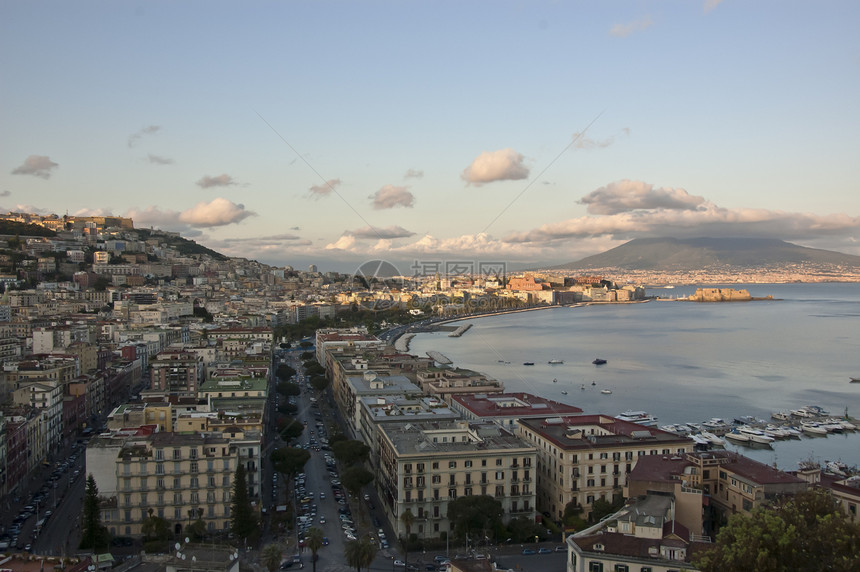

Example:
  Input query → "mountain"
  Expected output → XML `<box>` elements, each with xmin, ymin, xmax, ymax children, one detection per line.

<box><xmin>550</xmin><ymin>237</ymin><xmax>860</xmax><ymax>271</ymax></box>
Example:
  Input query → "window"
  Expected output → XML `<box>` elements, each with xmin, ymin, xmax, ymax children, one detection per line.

<box><xmin>496</xmin><ymin>458</ymin><xmax>503</xmax><ymax>466</ymax></box>
<box><xmin>599</xmin><ymin>452</ymin><xmax>608</xmax><ymax>460</ymax></box>
<box><xmin>614</xmin><ymin>566</ymin><xmax>628</xmax><ymax>572</ymax></box>
<box><xmin>449</xmin><ymin>461</ymin><xmax>457</xmax><ymax>469</ymax></box>
<box><xmin>155</xmin><ymin>449</ymin><xmax>164</xmax><ymax>460</ymax></box>
<box><xmin>173</xmin><ymin>449</ymin><xmax>181</xmax><ymax>460</ymax></box>
<box><xmin>156</xmin><ymin>463</ymin><xmax>165</xmax><ymax>475</ymax></box>
<box><xmin>432</xmin><ymin>462</ymin><xmax>439</xmax><ymax>470</ymax></box>
<box><xmin>465</xmin><ymin>460</ymin><xmax>472</xmax><ymax>468</ymax></box>
<box><xmin>589</xmin><ymin>563</ymin><xmax>603</xmax><ymax>572</ymax></box>
<box><xmin>432</xmin><ymin>475</ymin><xmax>441</xmax><ymax>484</ymax></box>
<box><xmin>448</xmin><ymin>489</ymin><xmax>457</xmax><ymax>499</ymax></box>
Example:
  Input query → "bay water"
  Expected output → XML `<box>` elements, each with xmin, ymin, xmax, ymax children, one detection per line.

<box><xmin>408</xmin><ymin>283</ymin><xmax>860</xmax><ymax>471</ymax></box>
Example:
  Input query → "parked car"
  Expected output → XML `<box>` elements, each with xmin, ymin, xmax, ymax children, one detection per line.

<box><xmin>521</xmin><ymin>548</ymin><xmax>536</xmax><ymax>555</ymax></box>
<box><xmin>538</xmin><ymin>547</ymin><xmax>552</xmax><ymax>554</ymax></box>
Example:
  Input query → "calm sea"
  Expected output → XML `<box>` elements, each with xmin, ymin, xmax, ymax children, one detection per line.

<box><xmin>409</xmin><ymin>283</ymin><xmax>860</xmax><ymax>471</ymax></box>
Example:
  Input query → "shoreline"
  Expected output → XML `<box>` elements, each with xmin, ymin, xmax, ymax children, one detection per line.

<box><xmin>389</xmin><ymin>300</ymin><xmax>651</xmax><ymax>349</ymax></box>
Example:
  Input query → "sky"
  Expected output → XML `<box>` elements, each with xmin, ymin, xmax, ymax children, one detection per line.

<box><xmin>2</xmin><ymin>0</ymin><xmax>859</xmax><ymax>274</ymax></box>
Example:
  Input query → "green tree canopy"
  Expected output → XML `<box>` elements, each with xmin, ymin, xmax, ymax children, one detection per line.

<box><xmin>271</xmin><ymin>446</ymin><xmax>311</xmax><ymax>478</ymax></box>
<box><xmin>340</xmin><ymin>465</ymin><xmax>374</xmax><ymax>500</ymax></box>
<box><xmin>309</xmin><ymin>375</ymin><xmax>329</xmax><ymax>391</ymax></box>
<box><xmin>141</xmin><ymin>510</ymin><xmax>170</xmax><ymax>542</ymax></box>
<box><xmin>331</xmin><ymin>439</ymin><xmax>370</xmax><ymax>466</ymax></box>
<box><xmin>277</xmin><ymin>416</ymin><xmax>305</xmax><ymax>441</ymax></box>
<box><xmin>230</xmin><ymin>464</ymin><xmax>259</xmax><ymax>542</ymax></box>
<box><xmin>80</xmin><ymin>474</ymin><xmax>110</xmax><ymax>551</ymax></box>
<box><xmin>277</xmin><ymin>380</ymin><xmax>301</xmax><ymax>396</ymax></box>
<box><xmin>305</xmin><ymin>527</ymin><xmax>325</xmax><ymax>572</ymax></box>
<box><xmin>276</xmin><ymin>364</ymin><xmax>297</xmax><ymax>382</ymax></box>
<box><xmin>262</xmin><ymin>543</ymin><xmax>284</xmax><ymax>572</ymax></box>
<box><xmin>300</xmin><ymin>351</ymin><xmax>314</xmax><ymax>361</ymax></box>
<box><xmin>299</xmin><ymin>341</ymin><xmax>313</xmax><ymax>349</ymax></box>
<box><xmin>447</xmin><ymin>495</ymin><xmax>504</xmax><ymax>540</ymax></box>
<box><xmin>344</xmin><ymin>537</ymin><xmax>378</xmax><ymax>572</ymax></box>
<box><xmin>694</xmin><ymin>489</ymin><xmax>860</xmax><ymax>572</ymax></box>
<box><xmin>304</xmin><ymin>361</ymin><xmax>325</xmax><ymax>376</ymax></box>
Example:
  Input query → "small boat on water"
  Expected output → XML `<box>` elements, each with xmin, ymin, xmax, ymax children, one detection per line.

<box><xmin>523</xmin><ymin>362</ymin><xmax>534</xmax><ymax>366</ymax></box>
<box><xmin>850</xmin><ymin>377</ymin><xmax>860</xmax><ymax>383</ymax></box>
<box><xmin>701</xmin><ymin>431</ymin><xmax>726</xmax><ymax>446</ymax></box>
<box><xmin>592</xmin><ymin>358</ymin><xmax>607</xmax><ymax>365</ymax></box>
<box><xmin>552</xmin><ymin>378</ymin><xmax>558</xmax><ymax>383</ymax></box>
<box><xmin>548</xmin><ymin>359</ymin><xmax>564</xmax><ymax>365</ymax></box>
<box><xmin>616</xmin><ymin>410</ymin><xmax>659</xmax><ymax>426</ymax></box>
<box><xmin>737</xmin><ymin>426</ymin><xmax>775</xmax><ymax>444</ymax></box>
<box><xmin>801</xmin><ymin>422</ymin><xmax>828</xmax><ymax>436</ymax></box>
<box><xmin>724</xmin><ymin>430</ymin><xmax>751</xmax><ymax>443</ymax></box>
<box><xmin>580</xmin><ymin>384</ymin><xmax>586</xmax><ymax>391</ymax></box>
<box><xmin>561</xmin><ymin>391</ymin><xmax>568</xmax><ymax>395</ymax></box>
<box><xmin>600</xmin><ymin>389</ymin><xmax>612</xmax><ymax>394</ymax></box>
<box><xmin>771</xmin><ymin>411</ymin><xmax>791</xmax><ymax>421</ymax></box>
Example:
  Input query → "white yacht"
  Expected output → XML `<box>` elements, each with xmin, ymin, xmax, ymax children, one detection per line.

<box><xmin>724</xmin><ymin>430</ymin><xmax>751</xmax><ymax>443</ymax></box>
<box><xmin>737</xmin><ymin>426</ymin><xmax>775</xmax><ymax>444</ymax></box>
<box><xmin>616</xmin><ymin>410</ymin><xmax>659</xmax><ymax>426</ymax></box>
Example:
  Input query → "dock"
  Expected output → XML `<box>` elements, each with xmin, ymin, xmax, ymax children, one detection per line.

<box><xmin>426</xmin><ymin>351</ymin><xmax>453</xmax><ymax>365</ymax></box>
<box><xmin>448</xmin><ymin>323</ymin><xmax>472</xmax><ymax>337</ymax></box>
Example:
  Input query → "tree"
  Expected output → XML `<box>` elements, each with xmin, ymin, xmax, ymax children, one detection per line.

<box><xmin>277</xmin><ymin>380</ymin><xmax>301</xmax><ymax>396</ymax></box>
<box><xmin>262</xmin><ymin>543</ymin><xmax>284</xmax><ymax>572</ymax></box>
<box><xmin>271</xmin><ymin>446</ymin><xmax>311</xmax><ymax>478</ymax></box>
<box><xmin>141</xmin><ymin>508</ymin><xmax>170</xmax><ymax>542</ymax></box>
<box><xmin>562</xmin><ymin>500</ymin><xmax>587</xmax><ymax>530</ymax></box>
<box><xmin>309</xmin><ymin>375</ymin><xmax>329</xmax><ymax>392</ymax></box>
<box><xmin>400</xmin><ymin>509</ymin><xmax>415</xmax><ymax>568</ymax></box>
<box><xmin>694</xmin><ymin>489</ymin><xmax>860</xmax><ymax>572</ymax></box>
<box><xmin>331</xmin><ymin>439</ymin><xmax>370</xmax><ymax>466</ymax></box>
<box><xmin>299</xmin><ymin>341</ymin><xmax>313</xmax><ymax>349</ymax></box>
<box><xmin>304</xmin><ymin>361</ymin><xmax>325</xmax><ymax>376</ymax></box>
<box><xmin>305</xmin><ymin>527</ymin><xmax>324</xmax><ymax>572</ymax></box>
<box><xmin>277</xmin><ymin>416</ymin><xmax>304</xmax><ymax>441</ymax></box>
<box><xmin>276</xmin><ymin>364</ymin><xmax>297</xmax><ymax>382</ymax></box>
<box><xmin>590</xmin><ymin>497</ymin><xmax>623</xmax><ymax>522</ymax></box>
<box><xmin>300</xmin><ymin>351</ymin><xmax>314</xmax><ymax>361</ymax></box>
<box><xmin>230</xmin><ymin>464</ymin><xmax>259</xmax><ymax>543</ymax></box>
<box><xmin>80</xmin><ymin>474</ymin><xmax>110</xmax><ymax>550</ymax></box>
<box><xmin>340</xmin><ymin>465</ymin><xmax>374</xmax><ymax>500</ymax></box>
<box><xmin>344</xmin><ymin>537</ymin><xmax>378</xmax><ymax>572</ymax></box>
<box><xmin>447</xmin><ymin>495</ymin><xmax>504</xmax><ymax>541</ymax></box>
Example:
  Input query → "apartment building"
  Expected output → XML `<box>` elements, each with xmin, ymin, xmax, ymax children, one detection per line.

<box><xmin>517</xmin><ymin>415</ymin><xmax>694</xmax><ymax>521</ymax></box>
<box><xmin>150</xmin><ymin>350</ymin><xmax>204</xmax><ymax>396</ymax></box>
<box><xmin>376</xmin><ymin>419</ymin><xmax>538</xmax><ymax>539</ymax></box>
<box><xmin>96</xmin><ymin>431</ymin><xmax>242</xmax><ymax>537</ymax></box>
<box><xmin>450</xmin><ymin>392</ymin><xmax>583</xmax><ymax>432</ymax></box>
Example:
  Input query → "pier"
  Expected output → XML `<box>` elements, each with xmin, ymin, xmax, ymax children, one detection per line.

<box><xmin>426</xmin><ymin>350</ymin><xmax>453</xmax><ymax>365</ymax></box>
<box><xmin>448</xmin><ymin>323</ymin><xmax>472</xmax><ymax>337</ymax></box>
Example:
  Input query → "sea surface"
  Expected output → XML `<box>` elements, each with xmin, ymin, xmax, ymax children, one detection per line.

<box><xmin>408</xmin><ymin>283</ymin><xmax>860</xmax><ymax>471</ymax></box>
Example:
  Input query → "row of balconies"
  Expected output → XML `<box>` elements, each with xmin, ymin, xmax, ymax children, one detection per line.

<box><xmin>403</xmin><ymin>476</ymin><xmax>531</xmax><ymax>488</ymax></box>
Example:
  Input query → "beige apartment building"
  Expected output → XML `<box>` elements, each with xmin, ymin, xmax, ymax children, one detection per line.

<box><xmin>376</xmin><ymin>419</ymin><xmax>538</xmax><ymax>540</ymax></box>
<box><xmin>98</xmin><ymin>431</ymin><xmax>242</xmax><ymax>537</ymax></box>
<box><xmin>517</xmin><ymin>415</ymin><xmax>694</xmax><ymax>521</ymax></box>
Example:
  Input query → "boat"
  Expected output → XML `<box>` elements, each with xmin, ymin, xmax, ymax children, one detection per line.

<box><xmin>702</xmin><ymin>418</ymin><xmax>730</xmax><ymax>432</ymax></box>
<box><xmin>591</xmin><ymin>381</ymin><xmax>596</xmax><ymax>386</ymax></box>
<box><xmin>851</xmin><ymin>377</ymin><xmax>860</xmax><ymax>383</ymax></box>
<box><xmin>592</xmin><ymin>358</ymin><xmax>607</xmax><ymax>365</ymax></box>
<box><xmin>580</xmin><ymin>384</ymin><xmax>585</xmax><ymax>391</ymax></box>
<box><xmin>771</xmin><ymin>411</ymin><xmax>791</xmax><ymax>421</ymax></box>
<box><xmin>548</xmin><ymin>359</ymin><xmax>564</xmax><ymax>365</ymax></box>
<box><xmin>561</xmin><ymin>391</ymin><xmax>568</xmax><ymax>395</ymax></box>
<box><xmin>800</xmin><ymin>422</ymin><xmax>828</xmax><ymax>436</ymax></box>
<box><xmin>552</xmin><ymin>378</ymin><xmax>558</xmax><ymax>383</ymax></box>
<box><xmin>724</xmin><ymin>430</ymin><xmax>751</xmax><ymax>443</ymax></box>
<box><xmin>691</xmin><ymin>434</ymin><xmax>711</xmax><ymax>446</ymax></box>
<box><xmin>701</xmin><ymin>431</ymin><xmax>726</xmax><ymax>446</ymax></box>
<box><xmin>737</xmin><ymin>426</ymin><xmax>775</xmax><ymax>444</ymax></box>
<box><xmin>616</xmin><ymin>410</ymin><xmax>659</xmax><ymax>426</ymax></box>
<box><xmin>523</xmin><ymin>362</ymin><xmax>534</xmax><ymax>366</ymax></box>
<box><xmin>600</xmin><ymin>389</ymin><xmax>612</xmax><ymax>394</ymax></box>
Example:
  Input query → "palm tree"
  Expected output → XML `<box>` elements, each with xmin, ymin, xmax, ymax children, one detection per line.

<box><xmin>262</xmin><ymin>543</ymin><xmax>284</xmax><ymax>572</ymax></box>
<box><xmin>344</xmin><ymin>537</ymin><xmax>378</xmax><ymax>572</ymax></box>
<box><xmin>400</xmin><ymin>509</ymin><xmax>415</xmax><ymax>569</ymax></box>
<box><xmin>305</xmin><ymin>527</ymin><xmax>324</xmax><ymax>572</ymax></box>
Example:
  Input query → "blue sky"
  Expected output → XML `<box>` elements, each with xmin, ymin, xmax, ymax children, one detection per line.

<box><xmin>2</xmin><ymin>0</ymin><xmax>858</xmax><ymax>273</ymax></box>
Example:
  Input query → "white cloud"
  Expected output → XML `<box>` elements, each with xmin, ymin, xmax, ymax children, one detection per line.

<box><xmin>461</xmin><ymin>148</ymin><xmax>530</xmax><ymax>185</ymax></box>
<box><xmin>11</xmin><ymin>155</ymin><xmax>59</xmax><ymax>179</ymax></box>
<box><xmin>325</xmin><ymin>235</ymin><xmax>357</xmax><ymax>250</ymax></box>
<box><xmin>370</xmin><ymin>185</ymin><xmax>415</xmax><ymax>209</ymax></box>
<box><xmin>610</xmin><ymin>16</ymin><xmax>653</xmax><ymax>38</ymax></box>
<box><xmin>505</xmin><ymin>180</ymin><xmax>860</xmax><ymax>245</ymax></box>
<box><xmin>579</xmin><ymin>179</ymin><xmax>707</xmax><ymax>215</ymax></box>
<box><xmin>147</xmin><ymin>154</ymin><xmax>174</xmax><ymax>165</ymax></box>
<box><xmin>179</xmin><ymin>197</ymin><xmax>255</xmax><ymax>227</ymax></box>
<box><xmin>126</xmin><ymin>198</ymin><xmax>255</xmax><ymax>231</ymax></box>
<box><xmin>307</xmin><ymin>179</ymin><xmax>341</xmax><ymax>198</ymax></box>
<box><xmin>345</xmin><ymin>225</ymin><xmax>415</xmax><ymax>239</ymax></box>
<box><xmin>196</xmin><ymin>174</ymin><xmax>237</xmax><ymax>188</ymax></box>
<box><xmin>128</xmin><ymin>125</ymin><xmax>161</xmax><ymax>148</ymax></box>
